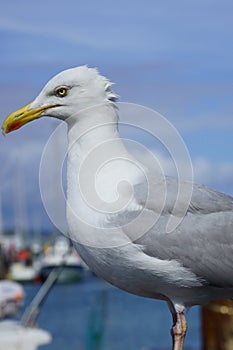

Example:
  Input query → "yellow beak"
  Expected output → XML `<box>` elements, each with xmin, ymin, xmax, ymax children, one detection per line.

<box><xmin>1</xmin><ymin>103</ymin><xmax>58</xmax><ymax>135</ymax></box>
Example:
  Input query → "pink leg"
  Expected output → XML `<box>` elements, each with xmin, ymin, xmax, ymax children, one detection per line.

<box><xmin>171</xmin><ymin>311</ymin><xmax>187</xmax><ymax>350</ymax></box>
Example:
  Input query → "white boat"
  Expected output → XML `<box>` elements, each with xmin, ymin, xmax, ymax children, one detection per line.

<box><xmin>9</xmin><ymin>262</ymin><xmax>40</xmax><ymax>283</ymax></box>
<box><xmin>0</xmin><ymin>280</ymin><xmax>24</xmax><ymax>318</ymax></box>
<box><xmin>0</xmin><ymin>320</ymin><xmax>51</xmax><ymax>350</ymax></box>
<box><xmin>0</xmin><ymin>260</ymin><xmax>65</xmax><ymax>350</ymax></box>
<box><xmin>39</xmin><ymin>237</ymin><xmax>84</xmax><ymax>283</ymax></box>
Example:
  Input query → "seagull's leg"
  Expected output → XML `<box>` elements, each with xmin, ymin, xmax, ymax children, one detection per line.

<box><xmin>171</xmin><ymin>311</ymin><xmax>187</xmax><ymax>350</ymax></box>
<box><xmin>166</xmin><ymin>299</ymin><xmax>187</xmax><ymax>350</ymax></box>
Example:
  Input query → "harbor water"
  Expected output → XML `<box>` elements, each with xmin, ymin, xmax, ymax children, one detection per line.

<box><xmin>15</xmin><ymin>274</ymin><xmax>201</xmax><ymax>350</ymax></box>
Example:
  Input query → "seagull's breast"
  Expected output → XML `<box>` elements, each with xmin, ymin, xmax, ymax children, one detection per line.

<box><xmin>67</xmin><ymin>151</ymin><xmax>144</xmax><ymax>223</ymax></box>
<box><xmin>66</xmin><ymin>146</ymin><xmax>146</xmax><ymax>248</ymax></box>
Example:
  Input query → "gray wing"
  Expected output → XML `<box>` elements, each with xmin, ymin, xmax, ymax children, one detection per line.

<box><xmin>134</xmin><ymin>175</ymin><xmax>233</xmax><ymax>215</ymax></box>
<box><xmin>123</xmin><ymin>175</ymin><xmax>233</xmax><ymax>287</ymax></box>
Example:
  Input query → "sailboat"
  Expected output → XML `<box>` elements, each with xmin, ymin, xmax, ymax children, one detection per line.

<box><xmin>39</xmin><ymin>237</ymin><xmax>84</xmax><ymax>283</ymax></box>
<box><xmin>0</xmin><ymin>280</ymin><xmax>24</xmax><ymax>319</ymax></box>
<box><xmin>7</xmin><ymin>160</ymin><xmax>40</xmax><ymax>283</ymax></box>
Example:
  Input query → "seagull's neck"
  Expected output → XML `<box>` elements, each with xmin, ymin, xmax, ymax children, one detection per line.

<box><xmin>67</xmin><ymin>103</ymin><xmax>126</xmax><ymax>158</ymax></box>
<box><xmin>65</xmin><ymin>102</ymin><xmax>144</xmax><ymax>244</ymax></box>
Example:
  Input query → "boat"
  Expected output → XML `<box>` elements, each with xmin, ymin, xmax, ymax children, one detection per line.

<box><xmin>39</xmin><ymin>237</ymin><xmax>84</xmax><ymax>283</ymax></box>
<box><xmin>0</xmin><ymin>280</ymin><xmax>24</xmax><ymax>318</ymax></box>
<box><xmin>0</xmin><ymin>276</ymin><xmax>52</xmax><ymax>350</ymax></box>
<box><xmin>0</xmin><ymin>259</ymin><xmax>65</xmax><ymax>350</ymax></box>
<box><xmin>0</xmin><ymin>320</ymin><xmax>51</xmax><ymax>350</ymax></box>
<box><xmin>9</xmin><ymin>262</ymin><xmax>40</xmax><ymax>283</ymax></box>
<box><xmin>7</xmin><ymin>246</ymin><xmax>42</xmax><ymax>283</ymax></box>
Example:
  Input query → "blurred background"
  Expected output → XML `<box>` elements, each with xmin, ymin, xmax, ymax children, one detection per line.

<box><xmin>0</xmin><ymin>1</ymin><xmax>233</xmax><ymax>349</ymax></box>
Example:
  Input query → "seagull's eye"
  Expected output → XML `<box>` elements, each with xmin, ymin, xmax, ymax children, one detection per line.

<box><xmin>55</xmin><ymin>86</ymin><xmax>69</xmax><ymax>97</ymax></box>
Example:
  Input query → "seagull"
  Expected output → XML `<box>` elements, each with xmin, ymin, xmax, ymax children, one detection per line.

<box><xmin>2</xmin><ymin>66</ymin><xmax>233</xmax><ymax>350</ymax></box>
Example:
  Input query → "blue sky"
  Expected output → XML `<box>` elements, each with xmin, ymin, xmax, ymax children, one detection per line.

<box><xmin>0</xmin><ymin>0</ymin><xmax>233</xmax><ymax>231</ymax></box>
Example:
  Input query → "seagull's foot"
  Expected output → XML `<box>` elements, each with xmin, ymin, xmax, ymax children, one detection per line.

<box><xmin>171</xmin><ymin>311</ymin><xmax>187</xmax><ymax>350</ymax></box>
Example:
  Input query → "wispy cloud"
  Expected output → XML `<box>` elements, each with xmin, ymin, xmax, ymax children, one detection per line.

<box><xmin>176</xmin><ymin>109</ymin><xmax>233</xmax><ymax>133</ymax></box>
<box><xmin>1</xmin><ymin>0</ymin><xmax>233</xmax><ymax>60</ymax></box>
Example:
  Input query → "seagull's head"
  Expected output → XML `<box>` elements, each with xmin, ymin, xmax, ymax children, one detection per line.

<box><xmin>2</xmin><ymin>66</ymin><xmax>118</xmax><ymax>135</ymax></box>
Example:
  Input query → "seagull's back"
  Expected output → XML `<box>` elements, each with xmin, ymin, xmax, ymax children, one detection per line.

<box><xmin>72</xmin><ymin>164</ymin><xmax>233</xmax><ymax>307</ymax></box>
<box><xmin>134</xmin><ymin>175</ymin><xmax>233</xmax><ymax>290</ymax></box>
